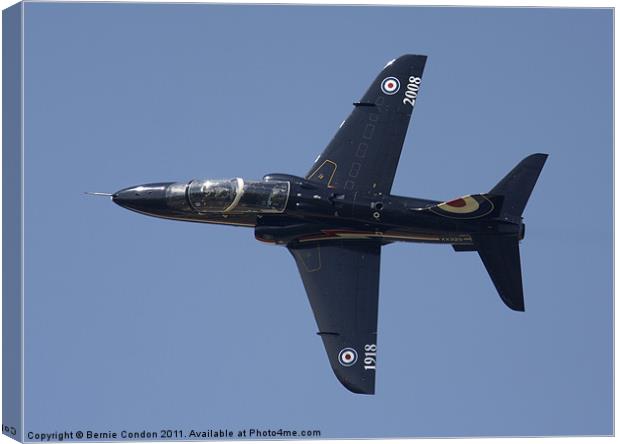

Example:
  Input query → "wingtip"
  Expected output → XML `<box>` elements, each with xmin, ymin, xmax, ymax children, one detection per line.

<box><xmin>329</xmin><ymin>357</ymin><xmax>376</xmax><ymax>395</ymax></box>
<box><xmin>397</xmin><ymin>53</ymin><xmax>428</xmax><ymax>59</ymax></box>
<box><xmin>508</xmin><ymin>302</ymin><xmax>526</xmax><ymax>312</ymax></box>
<box><xmin>336</xmin><ymin>373</ymin><xmax>375</xmax><ymax>395</ymax></box>
<box><xmin>394</xmin><ymin>54</ymin><xmax>428</xmax><ymax>64</ymax></box>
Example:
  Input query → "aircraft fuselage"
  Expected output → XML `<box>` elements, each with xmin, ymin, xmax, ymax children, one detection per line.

<box><xmin>112</xmin><ymin>174</ymin><xmax>522</xmax><ymax>248</ymax></box>
<box><xmin>105</xmin><ymin>54</ymin><xmax>546</xmax><ymax>394</ymax></box>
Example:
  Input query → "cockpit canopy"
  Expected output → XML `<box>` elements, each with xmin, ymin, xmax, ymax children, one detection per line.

<box><xmin>187</xmin><ymin>178</ymin><xmax>290</xmax><ymax>213</ymax></box>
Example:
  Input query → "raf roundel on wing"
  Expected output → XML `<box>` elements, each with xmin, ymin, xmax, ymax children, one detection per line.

<box><xmin>338</xmin><ymin>348</ymin><xmax>358</xmax><ymax>367</ymax></box>
<box><xmin>381</xmin><ymin>77</ymin><xmax>400</xmax><ymax>95</ymax></box>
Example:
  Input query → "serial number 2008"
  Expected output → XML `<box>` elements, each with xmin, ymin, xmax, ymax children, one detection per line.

<box><xmin>403</xmin><ymin>76</ymin><xmax>422</xmax><ymax>107</ymax></box>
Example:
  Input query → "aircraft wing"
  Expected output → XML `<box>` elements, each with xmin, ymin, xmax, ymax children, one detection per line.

<box><xmin>306</xmin><ymin>54</ymin><xmax>427</xmax><ymax>196</ymax></box>
<box><xmin>288</xmin><ymin>240</ymin><xmax>381</xmax><ymax>394</ymax></box>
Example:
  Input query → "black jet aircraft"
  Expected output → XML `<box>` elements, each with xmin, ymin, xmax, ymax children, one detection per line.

<box><xmin>105</xmin><ymin>55</ymin><xmax>547</xmax><ymax>394</ymax></box>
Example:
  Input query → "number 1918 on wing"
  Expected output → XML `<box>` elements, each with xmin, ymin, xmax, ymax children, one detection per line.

<box><xmin>364</xmin><ymin>344</ymin><xmax>377</xmax><ymax>370</ymax></box>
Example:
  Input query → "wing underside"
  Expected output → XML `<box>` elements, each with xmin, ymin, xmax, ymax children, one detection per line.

<box><xmin>306</xmin><ymin>54</ymin><xmax>427</xmax><ymax>196</ymax></box>
<box><xmin>288</xmin><ymin>241</ymin><xmax>381</xmax><ymax>394</ymax></box>
<box><xmin>286</xmin><ymin>55</ymin><xmax>426</xmax><ymax>393</ymax></box>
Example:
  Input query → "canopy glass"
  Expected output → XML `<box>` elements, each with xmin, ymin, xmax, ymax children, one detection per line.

<box><xmin>187</xmin><ymin>178</ymin><xmax>290</xmax><ymax>213</ymax></box>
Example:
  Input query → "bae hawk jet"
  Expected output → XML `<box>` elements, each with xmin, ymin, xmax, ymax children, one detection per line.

<box><xmin>104</xmin><ymin>55</ymin><xmax>547</xmax><ymax>394</ymax></box>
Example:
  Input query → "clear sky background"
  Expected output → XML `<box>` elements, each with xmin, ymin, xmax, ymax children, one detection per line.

<box><xmin>21</xmin><ymin>3</ymin><xmax>612</xmax><ymax>438</ymax></box>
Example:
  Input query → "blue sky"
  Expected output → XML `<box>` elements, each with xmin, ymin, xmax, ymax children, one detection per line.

<box><xmin>20</xmin><ymin>3</ymin><xmax>612</xmax><ymax>438</ymax></box>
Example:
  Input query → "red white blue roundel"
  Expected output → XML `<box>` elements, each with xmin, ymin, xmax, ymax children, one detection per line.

<box><xmin>430</xmin><ymin>195</ymin><xmax>495</xmax><ymax>219</ymax></box>
<box><xmin>381</xmin><ymin>77</ymin><xmax>400</xmax><ymax>95</ymax></box>
<box><xmin>338</xmin><ymin>348</ymin><xmax>358</xmax><ymax>367</ymax></box>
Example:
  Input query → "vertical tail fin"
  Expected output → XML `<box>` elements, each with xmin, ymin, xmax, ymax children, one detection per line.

<box><xmin>468</xmin><ymin>154</ymin><xmax>547</xmax><ymax>311</ymax></box>
<box><xmin>473</xmin><ymin>235</ymin><xmax>524</xmax><ymax>311</ymax></box>
<box><xmin>491</xmin><ymin>153</ymin><xmax>548</xmax><ymax>220</ymax></box>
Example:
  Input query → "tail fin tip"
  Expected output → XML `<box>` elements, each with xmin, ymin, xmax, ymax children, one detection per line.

<box><xmin>490</xmin><ymin>153</ymin><xmax>548</xmax><ymax>219</ymax></box>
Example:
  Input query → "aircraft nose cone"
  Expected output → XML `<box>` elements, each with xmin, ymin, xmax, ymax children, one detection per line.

<box><xmin>112</xmin><ymin>182</ymin><xmax>174</xmax><ymax>214</ymax></box>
